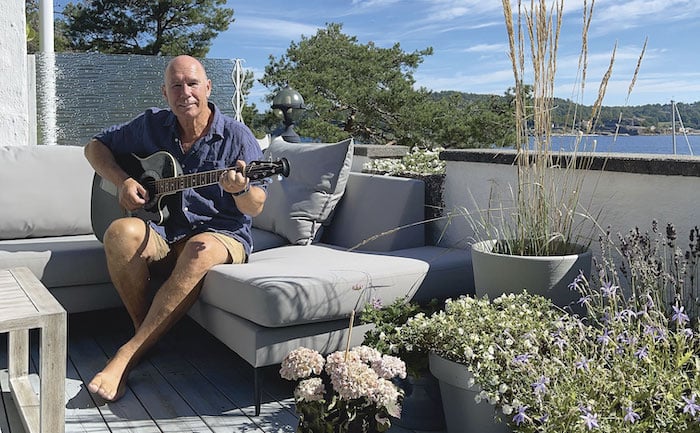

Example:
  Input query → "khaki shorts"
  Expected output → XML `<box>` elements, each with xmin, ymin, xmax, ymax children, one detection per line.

<box><xmin>148</xmin><ymin>226</ymin><xmax>246</xmax><ymax>271</ymax></box>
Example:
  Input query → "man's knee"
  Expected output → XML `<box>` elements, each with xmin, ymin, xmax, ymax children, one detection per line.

<box><xmin>104</xmin><ymin>218</ymin><xmax>148</xmax><ymax>245</ymax></box>
<box><xmin>103</xmin><ymin>218</ymin><xmax>166</xmax><ymax>261</ymax></box>
<box><xmin>179</xmin><ymin>233</ymin><xmax>231</xmax><ymax>268</ymax></box>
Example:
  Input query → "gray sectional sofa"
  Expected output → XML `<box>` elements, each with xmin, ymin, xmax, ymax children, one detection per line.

<box><xmin>0</xmin><ymin>143</ymin><xmax>474</xmax><ymax>414</ymax></box>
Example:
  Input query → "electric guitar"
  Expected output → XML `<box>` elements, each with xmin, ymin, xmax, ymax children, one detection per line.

<box><xmin>90</xmin><ymin>151</ymin><xmax>290</xmax><ymax>242</ymax></box>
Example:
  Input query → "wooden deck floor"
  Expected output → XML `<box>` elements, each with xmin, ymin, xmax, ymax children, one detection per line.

<box><xmin>0</xmin><ymin>308</ymin><xmax>441</xmax><ymax>433</ymax></box>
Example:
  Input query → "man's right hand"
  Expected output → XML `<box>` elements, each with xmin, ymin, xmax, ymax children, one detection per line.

<box><xmin>118</xmin><ymin>177</ymin><xmax>149</xmax><ymax>211</ymax></box>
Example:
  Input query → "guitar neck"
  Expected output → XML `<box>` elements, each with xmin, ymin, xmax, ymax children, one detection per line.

<box><xmin>154</xmin><ymin>167</ymin><xmax>243</xmax><ymax>195</ymax></box>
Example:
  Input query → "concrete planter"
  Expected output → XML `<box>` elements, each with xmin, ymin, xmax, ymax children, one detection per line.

<box><xmin>428</xmin><ymin>353</ymin><xmax>511</xmax><ymax>433</ymax></box>
<box><xmin>471</xmin><ymin>239</ymin><xmax>592</xmax><ymax>309</ymax></box>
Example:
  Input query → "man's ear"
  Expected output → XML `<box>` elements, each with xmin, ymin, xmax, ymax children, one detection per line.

<box><xmin>206</xmin><ymin>79</ymin><xmax>212</xmax><ymax>97</ymax></box>
<box><xmin>161</xmin><ymin>84</ymin><xmax>167</xmax><ymax>99</ymax></box>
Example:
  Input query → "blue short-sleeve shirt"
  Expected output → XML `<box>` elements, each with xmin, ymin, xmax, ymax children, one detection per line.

<box><xmin>94</xmin><ymin>103</ymin><xmax>264</xmax><ymax>258</ymax></box>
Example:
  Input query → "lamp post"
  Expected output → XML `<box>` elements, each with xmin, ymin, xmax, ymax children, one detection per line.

<box><xmin>272</xmin><ymin>86</ymin><xmax>305</xmax><ymax>142</ymax></box>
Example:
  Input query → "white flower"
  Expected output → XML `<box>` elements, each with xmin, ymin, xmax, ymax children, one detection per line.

<box><xmin>280</xmin><ymin>347</ymin><xmax>325</xmax><ymax>380</ymax></box>
<box><xmin>294</xmin><ymin>378</ymin><xmax>325</xmax><ymax>402</ymax></box>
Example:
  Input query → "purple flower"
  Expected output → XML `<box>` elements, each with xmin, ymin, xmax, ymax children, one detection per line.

<box><xmin>532</xmin><ymin>376</ymin><xmax>549</xmax><ymax>396</ymax></box>
<box><xmin>597</xmin><ymin>328</ymin><xmax>612</xmax><ymax>346</ymax></box>
<box><xmin>513</xmin><ymin>353</ymin><xmax>531</xmax><ymax>365</ymax></box>
<box><xmin>672</xmin><ymin>304</ymin><xmax>690</xmax><ymax>326</ymax></box>
<box><xmin>683</xmin><ymin>394</ymin><xmax>700</xmax><ymax>417</ymax></box>
<box><xmin>635</xmin><ymin>346</ymin><xmax>649</xmax><ymax>360</ymax></box>
<box><xmin>577</xmin><ymin>295</ymin><xmax>592</xmax><ymax>307</ymax></box>
<box><xmin>601</xmin><ymin>280</ymin><xmax>618</xmax><ymax>298</ymax></box>
<box><xmin>579</xmin><ymin>406</ymin><xmax>599</xmax><ymax>430</ymax></box>
<box><xmin>568</xmin><ymin>271</ymin><xmax>585</xmax><ymax>291</ymax></box>
<box><xmin>575</xmin><ymin>357</ymin><xmax>590</xmax><ymax>371</ymax></box>
<box><xmin>513</xmin><ymin>405</ymin><xmax>531</xmax><ymax>426</ymax></box>
<box><xmin>624</xmin><ymin>405</ymin><xmax>641</xmax><ymax>423</ymax></box>
<box><xmin>369</xmin><ymin>298</ymin><xmax>383</xmax><ymax>310</ymax></box>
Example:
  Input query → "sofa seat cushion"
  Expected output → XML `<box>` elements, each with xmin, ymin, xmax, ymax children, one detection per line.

<box><xmin>384</xmin><ymin>246</ymin><xmax>474</xmax><ymax>302</ymax></box>
<box><xmin>199</xmin><ymin>244</ymin><xmax>429</xmax><ymax>328</ymax></box>
<box><xmin>0</xmin><ymin>235</ymin><xmax>110</xmax><ymax>288</ymax></box>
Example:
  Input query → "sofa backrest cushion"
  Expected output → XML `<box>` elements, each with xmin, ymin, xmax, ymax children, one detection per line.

<box><xmin>253</xmin><ymin>138</ymin><xmax>354</xmax><ymax>245</ymax></box>
<box><xmin>321</xmin><ymin>172</ymin><xmax>426</xmax><ymax>251</ymax></box>
<box><xmin>0</xmin><ymin>145</ymin><xmax>94</xmax><ymax>239</ymax></box>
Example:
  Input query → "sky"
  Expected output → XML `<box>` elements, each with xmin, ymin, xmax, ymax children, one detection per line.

<box><xmin>206</xmin><ymin>0</ymin><xmax>700</xmax><ymax>110</ymax></box>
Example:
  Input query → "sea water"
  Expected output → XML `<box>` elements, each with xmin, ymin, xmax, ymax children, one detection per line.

<box><xmin>545</xmin><ymin>134</ymin><xmax>698</xmax><ymax>156</ymax></box>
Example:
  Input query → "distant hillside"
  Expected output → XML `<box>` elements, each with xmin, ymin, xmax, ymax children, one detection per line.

<box><xmin>433</xmin><ymin>91</ymin><xmax>700</xmax><ymax>134</ymax></box>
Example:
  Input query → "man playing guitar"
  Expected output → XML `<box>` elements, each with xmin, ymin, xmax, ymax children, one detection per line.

<box><xmin>84</xmin><ymin>55</ymin><xmax>267</xmax><ymax>402</ymax></box>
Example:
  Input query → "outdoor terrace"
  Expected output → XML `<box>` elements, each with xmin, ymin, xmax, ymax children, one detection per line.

<box><xmin>1</xmin><ymin>145</ymin><xmax>698</xmax><ymax>433</ymax></box>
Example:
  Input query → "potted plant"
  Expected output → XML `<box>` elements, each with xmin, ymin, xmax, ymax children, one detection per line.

<box><xmin>280</xmin><ymin>345</ymin><xmax>406</xmax><ymax>433</ymax></box>
<box><xmin>468</xmin><ymin>0</ymin><xmax>645</xmax><ymax>307</ymax></box>
<box><xmin>359</xmin><ymin>296</ymin><xmax>445</xmax><ymax>430</ymax></box>
<box><xmin>392</xmin><ymin>221</ymin><xmax>700</xmax><ymax>433</ymax></box>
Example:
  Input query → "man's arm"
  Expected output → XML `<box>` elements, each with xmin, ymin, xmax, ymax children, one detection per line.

<box><xmin>220</xmin><ymin>160</ymin><xmax>266</xmax><ymax>217</ymax></box>
<box><xmin>84</xmin><ymin>139</ymin><xmax>149</xmax><ymax>211</ymax></box>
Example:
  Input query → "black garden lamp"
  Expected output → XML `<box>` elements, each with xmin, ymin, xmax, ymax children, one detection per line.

<box><xmin>272</xmin><ymin>86</ymin><xmax>306</xmax><ymax>142</ymax></box>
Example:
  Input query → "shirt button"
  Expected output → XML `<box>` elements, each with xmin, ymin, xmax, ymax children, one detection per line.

<box><xmin>184</xmin><ymin>207</ymin><xmax>188</xmax><ymax>212</ymax></box>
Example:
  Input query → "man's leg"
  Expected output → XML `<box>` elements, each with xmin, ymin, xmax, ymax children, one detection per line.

<box><xmin>101</xmin><ymin>217</ymin><xmax>163</xmax><ymax>331</ymax></box>
<box><xmin>88</xmin><ymin>232</ymin><xmax>233</xmax><ymax>401</ymax></box>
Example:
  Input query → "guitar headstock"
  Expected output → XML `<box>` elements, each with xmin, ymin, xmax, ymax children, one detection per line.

<box><xmin>246</xmin><ymin>158</ymin><xmax>290</xmax><ymax>181</ymax></box>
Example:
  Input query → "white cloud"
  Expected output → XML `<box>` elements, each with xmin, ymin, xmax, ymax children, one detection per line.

<box><xmin>230</xmin><ymin>17</ymin><xmax>321</xmax><ymax>41</ymax></box>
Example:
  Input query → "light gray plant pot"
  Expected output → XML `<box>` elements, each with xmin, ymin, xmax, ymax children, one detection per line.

<box><xmin>429</xmin><ymin>352</ymin><xmax>511</xmax><ymax>433</ymax></box>
<box><xmin>471</xmin><ymin>239</ymin><xmax>592</xmax><ymax>310</ymax></box>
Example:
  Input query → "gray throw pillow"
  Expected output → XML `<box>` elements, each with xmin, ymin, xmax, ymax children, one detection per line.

<box><xmin>253</xmin><ymin>138</ymin><xmax>354</xmax><ymax>245</ymax></box>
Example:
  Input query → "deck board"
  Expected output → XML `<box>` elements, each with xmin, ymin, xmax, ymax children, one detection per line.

<box><xmin>0</xmin><ymin>308</ymin><xmax>437</xmax><ymax>433</ymax></box>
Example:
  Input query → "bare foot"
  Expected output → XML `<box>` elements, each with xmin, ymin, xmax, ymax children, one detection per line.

<box><xmin>88</xmin><ymin>352</ymin><xmax>132</xmax><ymax>401</ymax></box>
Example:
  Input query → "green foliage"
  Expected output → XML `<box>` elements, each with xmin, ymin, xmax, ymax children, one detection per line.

<box><xmin>391</xmin><ymin>220</ymin><xmax>700</xmax><ymax>432</ymax></box>
<box><xmin>58</xmin><ymin>0</ymin><xmax>233</xmax><ymax>56</ymax></box>
<box><xmin>359</xmin><ymin>296</ymin><xmax>440</xmax><ymax>377</ymax></box>
<box><xmin>260</xmin><ymin>23</ymin><xmax>515</xmax><ymax>148</ymax></box>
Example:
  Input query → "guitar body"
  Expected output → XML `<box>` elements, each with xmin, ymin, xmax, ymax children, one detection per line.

<box><xmin>90</xmin><ymin>151</ymin><xmax>289</xmax><ymax>243</ymax></box>
<box><xmin>121</xmin><ymin>151</ymin><xmax>183</xmax><ymax>225</ymax></box>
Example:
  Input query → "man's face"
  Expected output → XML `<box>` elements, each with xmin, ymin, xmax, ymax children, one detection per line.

<box><xmin>162</xmin><ymin>60</ymin><xmax>212</xmax><ymax>121</ymax></box>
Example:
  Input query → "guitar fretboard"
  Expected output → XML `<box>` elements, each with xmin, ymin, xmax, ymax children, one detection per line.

<box><xmin>154</xmin><ymin>167</ymin><xmax>243</xmax><ymax>194</ymax></box>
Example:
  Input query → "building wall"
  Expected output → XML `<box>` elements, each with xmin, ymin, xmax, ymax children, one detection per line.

<box><xmin>0</xmin><ymin>0</ymin><xmax>29</xmax><ymax>145</ymax></box>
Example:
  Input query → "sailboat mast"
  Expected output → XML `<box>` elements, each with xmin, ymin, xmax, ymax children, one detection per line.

<box><xmin>671</xmin><ymin>100</ymin><xmax>677</xmax><ymax>154</ymax></box>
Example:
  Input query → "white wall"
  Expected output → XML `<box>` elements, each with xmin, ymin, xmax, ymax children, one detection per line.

<box><xmin>0</xmin><ymin>0</ymin><xmax>29</xmax><ymax>145</ymax></box>
<box><xmin>436</xmin><ymin>152</ymin><xmax>699</xmax><ymax>264</ymax></box>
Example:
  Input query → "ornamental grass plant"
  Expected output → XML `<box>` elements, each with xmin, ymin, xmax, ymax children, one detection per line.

<box><xmin>466</xmin><ymin>0</ymin><xmax>646</xmax><ymax>257</ymax></box>
<box><xmin>390</xmin><ymin>221</ymin><xmax>700</xmax><ymax>432</ymax></box>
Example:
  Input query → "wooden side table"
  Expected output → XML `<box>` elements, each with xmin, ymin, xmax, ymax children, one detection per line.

<box><xmin>0</xmin><ymin>267</ymin><xmax>67</xmax><ymax>433</ymax></box>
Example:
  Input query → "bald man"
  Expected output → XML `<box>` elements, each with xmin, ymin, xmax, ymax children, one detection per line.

<box><xmin>84</xmin><ymin>55</ymin><xmax>266</xmax><ymax>401</ymax></box>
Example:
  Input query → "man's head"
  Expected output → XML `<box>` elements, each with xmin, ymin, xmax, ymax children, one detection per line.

<box><xmin>162</xmin><ymin>55</ymin><xmax>212</xmax><ymax>123</ymax></box>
